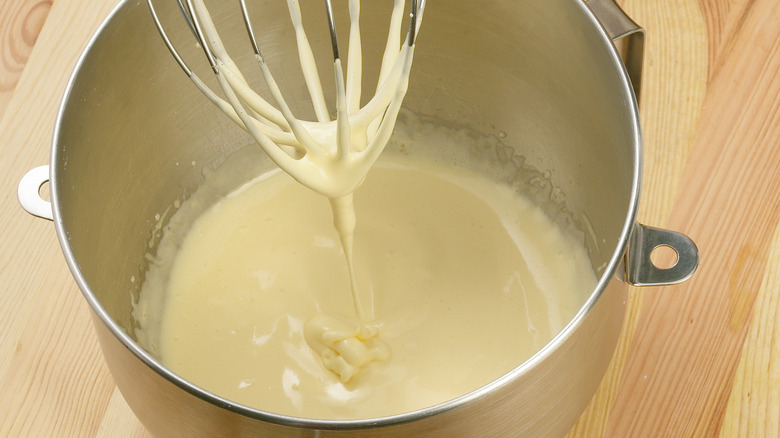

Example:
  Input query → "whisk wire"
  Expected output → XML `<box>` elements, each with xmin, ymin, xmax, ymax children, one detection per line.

<box><xmin>238</xmin><ymin>0</ymin><xmax>261</xmax><ymax>59</ymax></box>
<box><xmin>146</xmin><ymin>0</ymin><xmax>424</xmax><ymax>197</ymax></box>
<box><xmin>183</xmin><ymin>0</ymin><xmax>218</xmax><ymax>72</ymax></box>
<box><xmin>323</xmin><ymin>0</ymin><xmax>340</xmax><ymax>61</ymax></box>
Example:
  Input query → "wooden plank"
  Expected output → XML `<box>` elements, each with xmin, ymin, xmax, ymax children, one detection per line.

<box><xmin>0</xmin><ymin>0</ymin><xmax>778</xmax><ymax>436</ymax></box>
<box><xmin>0</xmin><ymin>0</ymin><xmax>52</xmax><ymax>118</ymax></box>
<box><xmin>0</xmin><ymin>1</ymin><xmax>121</xmax><ymax>436</ymax></box>
<box><xmin>604</xmin><ymin>0</ymin><xmax>780</xmax><ymax>434</ymax></box>
<box><xmin>720</xmin><ymin>223</ymin><xmax>780</xmax><ymax>437</ymax></box>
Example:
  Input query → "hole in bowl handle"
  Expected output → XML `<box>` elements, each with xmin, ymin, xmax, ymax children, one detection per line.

<box><xmin>18</xmin><ymin>165</ymin><xmax>53</xmax><ymax>221</ymax></box>
<box><xmin>585</xmin><ymin>0</ymin><xmax>645</xmax><ymax>102</ymax></box>
<box><xmin>625</xmin><ymin>223</ymin><xmax>699</xmax><ymax>286</ymax></box>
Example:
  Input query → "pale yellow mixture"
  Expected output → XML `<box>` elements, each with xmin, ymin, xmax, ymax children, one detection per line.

<box><xmin>183</xmin><ymin>0</ymin><xmax>427</xmax><ymax>379</ymax></box>
<box><xmin>140</xmin><ymin>151</ymin><xmax>595</xmax><ymax>419</ymax></box>
<box><xmin>135</xmin><ymin>0</ymin><xmax>596</xmax><ymax>422</ymax></box>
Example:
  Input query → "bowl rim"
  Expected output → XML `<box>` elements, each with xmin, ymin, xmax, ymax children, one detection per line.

<box><xmin>50</xmin><ymin>0</ymin><xmax>642</xmax><ymax>430</ymax></box>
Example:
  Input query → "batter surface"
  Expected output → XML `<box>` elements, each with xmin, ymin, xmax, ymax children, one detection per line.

<box><xmin>148</xmin><ymin>155</ymin><xmax>596</xmax><ymax>419</ymax></box>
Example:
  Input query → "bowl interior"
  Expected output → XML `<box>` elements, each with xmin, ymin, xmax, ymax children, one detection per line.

<box><xmin>53</xmin><ymin>0</ymin><xmax>638</xmax><ymax>393</ymax></box>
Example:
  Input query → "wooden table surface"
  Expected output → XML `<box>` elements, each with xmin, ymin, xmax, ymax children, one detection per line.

<box><xmin>1</xmin><ymin>0</ymin><xmax>778</xmax><ymax>436</ymax></box>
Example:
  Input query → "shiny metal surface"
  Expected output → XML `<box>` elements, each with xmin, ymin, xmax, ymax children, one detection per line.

<box><xmin>145</xmin><ymin>0</ymin><xmax>426</xmax><ymax>199</ymax></box>
<box><xmin>45</xmin><ymin>0</ymin><xmax>688</xmax><ymax>436</ymax></box>
<box><xmin>585</xmin><ymin>0</ymin><xmax>645</xmax><ymax>100</ymax></box>
<box><xmin>17</xmin><ymin>165</ymin><xmax>52</xmax><ymax>220</ymax></box>
<box><xmin>626</xmin><ymin>223</ymin><xmax>699</xmax><ymax>286</ymax></box>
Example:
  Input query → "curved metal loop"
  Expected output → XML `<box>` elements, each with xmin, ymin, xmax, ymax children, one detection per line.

<box><xmin>585</xmin><ymin>0</ymin><xmax>645</xmax><ymax>102</ymax></box>
<box><xmin>626</xmin><ymin>223</ymin><xmax>699</xmax><ymax>287</ymax></box>
<box><xmin>18</xmin><ymin>165</ymin><xmax>53</xmax><ymax>221</ymax></box>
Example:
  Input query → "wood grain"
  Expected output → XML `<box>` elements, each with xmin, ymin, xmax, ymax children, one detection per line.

<box><xmin>0</xmin><ymin>0</ymin><xmax>51</xmax><ymax>118</ymax></box>
<box><xmin>0</xmin><ymin>1</ymin><xmax>122</xmax><ymax>436</ymax></box>
<box><xmin>572</xmin><ymin>0</ymin><xmax>780</xmax><ymax>436</ymax></box>
<box><xmin>608</xmin><ymin>0</ymin><xmax>780</xmax><ymax>432</ymax></box>
<box><xmin>720</xmin><ymin>225</ymin><xmax>780</xmax><ymax>437</ymax></box>
<box><xmin>1</xmin><ymin>0</ymin><xmax>778</xmax><ymax>436</ymax></box>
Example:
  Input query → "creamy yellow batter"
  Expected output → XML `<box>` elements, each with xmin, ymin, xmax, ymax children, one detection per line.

<box><xmin>146</xmin><ymin>154</ymin><xmax>595</xmax><ymax>419</ymax></box>
<box><xmin>137</xmin><ymin>0</ymin><xmax>595</xmax><ymax>422</ymax></box>
<box><xmin>184</xmin><ymin>0</ymin><xmax>426</xmax><ymax>374</ymax></box>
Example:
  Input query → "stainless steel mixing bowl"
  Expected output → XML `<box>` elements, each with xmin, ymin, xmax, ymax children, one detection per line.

<box><xmin>19</xmin><ymin>0</ymin><xmax>697</xmax><ymax>436</ymax></box>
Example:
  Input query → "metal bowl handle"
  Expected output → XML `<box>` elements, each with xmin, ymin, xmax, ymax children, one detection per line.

<box><xmin>626</xmin><ymin>223</ymin><xmax>699</xmax><ymax>286</ymax></box>
<box><xmin>585</xmin><ymin>0</ymin><xmax>645</xmax><ymax>102</ymax></box>
<box><xmin>18</xmin><ymin>165</ymin><xmax>54</xmax><ymax>221</ymax></box>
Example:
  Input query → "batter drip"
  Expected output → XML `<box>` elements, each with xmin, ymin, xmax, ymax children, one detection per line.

<box><xmin>175</xmin><ymin>0</ymin><xmax>425</xmax><ymax>381</ymax></box>
<box><xmin>141</xmin><ymin>150</ymin><xmax>596</xmax><ymax>419</ymax></box>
